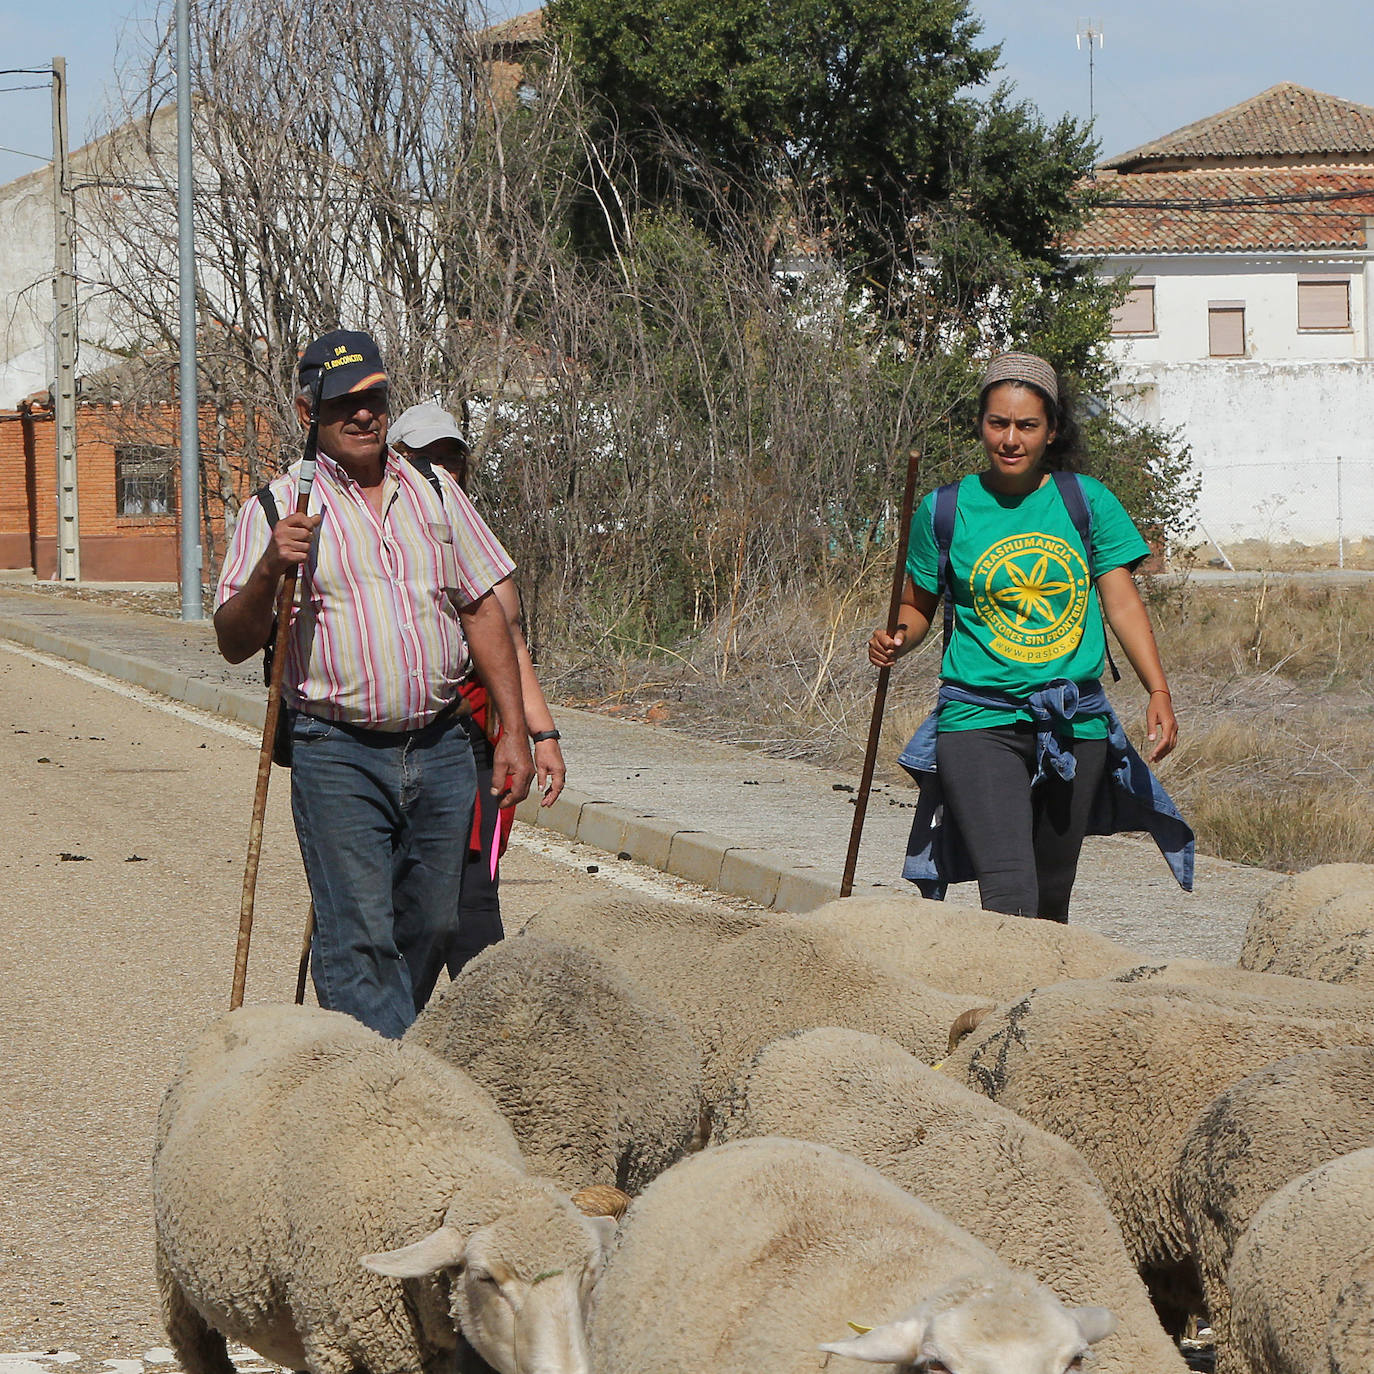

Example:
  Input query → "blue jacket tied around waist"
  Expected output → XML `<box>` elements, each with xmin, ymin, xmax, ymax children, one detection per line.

<box><xmin>898</xmin><ymin>680</ymin><xmax>1194</xmax><ymax>899</ymax></box>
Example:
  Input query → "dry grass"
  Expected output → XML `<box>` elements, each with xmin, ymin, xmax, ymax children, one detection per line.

<box><xmin>41</xmin><ymin>576</ymin><xmax>1374</xmax><ymax>874</ymax></box>
<box><xmin>1188</xmin><ymin>537</ymin><xmax>1374</xmax><ymax>573</ymax></box>
<box><xmin>553</xmin><ymin>575</ymin><xmax>1374</xmax><ymax>875</ymax></box>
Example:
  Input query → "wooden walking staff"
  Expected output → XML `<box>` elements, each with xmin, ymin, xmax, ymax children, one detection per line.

<box><xmin>230</xmin><ymin>374</ymin><xmax>324</xmax><ymax>1010</ymax></box>
<box><xmin>840</xmin><ymin>448</ymin><xmax>922</xmax><ymax>898</ymax></box>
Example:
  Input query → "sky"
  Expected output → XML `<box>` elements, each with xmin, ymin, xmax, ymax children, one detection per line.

<box><xmin>1</xmin><ymin>0</ymin><xmax>1371</xmax><ymax>186</ymax></box>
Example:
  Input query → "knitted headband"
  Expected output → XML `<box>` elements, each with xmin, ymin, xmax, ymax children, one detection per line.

<box><xmin>978</xmin><ymin>352</ymin><xmax>1059</xmax><ymax>406</ymax></box>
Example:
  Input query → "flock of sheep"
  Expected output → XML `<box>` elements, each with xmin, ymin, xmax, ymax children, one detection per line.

<box><xmin>151</xmin><ymin>861</ymin><xmax>1374</xmax><ymax>1374</ymax></box>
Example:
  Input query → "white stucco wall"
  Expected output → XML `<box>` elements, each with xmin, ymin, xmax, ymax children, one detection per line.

<box><xmin>1113</xmin><ymin>359</ymin><xmax>1374</xmax><ymax>546</ymax></box>
<box><xmin>0</xmin><ymin>109</ymin><xmax>179</xmax><ymax>409</ymax></box>
<box><xmin>1102</xmin><ymin>254</ymin><xmax>1371</xmax><ymax>364</ymax></box>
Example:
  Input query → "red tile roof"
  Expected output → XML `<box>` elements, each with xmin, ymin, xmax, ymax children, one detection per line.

<box><xmin>1102</xmin><ymin>84</ymin><xmax>1374</xmax><ymax>171</ymax></box>
<box><xmin>478</xmin><ymin>8</ymin><xmax>545</xmax><ymax>49</ymax></box>
<box><xmin>1067</xmin><ymin>165</ymin><xmax>1374</xmax><ymax>254</ymax></box>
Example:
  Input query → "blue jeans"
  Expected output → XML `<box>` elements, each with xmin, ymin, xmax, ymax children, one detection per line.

<box><xmin>290</xmin><ymin>710</ymin><xmax>476</xmax><ymax>1039</ymax></box>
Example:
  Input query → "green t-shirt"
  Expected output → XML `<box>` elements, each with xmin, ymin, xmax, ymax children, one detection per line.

<box><xmin>907</xmin><ymin>472</ymin><xmax>1150</xmax><ymax>738</ymax></box>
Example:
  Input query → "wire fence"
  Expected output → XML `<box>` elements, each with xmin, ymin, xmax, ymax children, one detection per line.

<box><xmin>1186</xmin><ymin>455</ymin><xmax>1374</xmax><ymax>572</ymax></box>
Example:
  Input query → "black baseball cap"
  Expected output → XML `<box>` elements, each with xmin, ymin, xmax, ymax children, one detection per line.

<box><xmin>297</xmin><ymin>330</ymin><xmax>389</xmax><ymax>402</ymax></box>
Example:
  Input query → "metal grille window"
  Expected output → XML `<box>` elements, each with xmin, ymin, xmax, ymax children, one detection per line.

<box><xmin>116</xmin><ymin>445</ymin><xmax>177</xmax><ymax>518</ymax></box>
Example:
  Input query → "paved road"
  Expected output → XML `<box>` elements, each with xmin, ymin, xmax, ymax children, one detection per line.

<box><xmin>0</xmin><ymin>643</ymin><xmax>744</xmax><ymax>1370</ymax></box>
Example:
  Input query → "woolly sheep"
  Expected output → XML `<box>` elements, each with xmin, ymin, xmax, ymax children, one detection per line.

<box><xmin>587</xmin><ymin>1137</ymin><xmax>1116</xmax><ymax>1374</ymax></box>
<box><xmin>1328</xmin><ymin>1251</ymin><xmax>1374</xmax><ymax>1374</ymax></box>
<box><xmin>942</xmin><ymin>976</ymin><xmax>1374</xmax><ymax>1332</ymax></box>
<box><xmin>1112</xmin><ymin>953</ymin><xmax>1374</xmax><ymax>1013</ymax></box>
<box><xmin>1174</xmin><ymin>1046</ymin><xmax>1374</xmax><ymax>1374</ymax></box>
<box><xmin>1229</xmin><ymin>1147</ymin><xmax>1374</xmax><ymax>1374</ymax></box>
<box><xmin>796</xmin><ymin>894</ymin><xmax>1143</xmax><ymax>998</ymax></box>
<box><xmin>406</xmin><ymin>933</ymin><xmax>703</xmax><ymax>1194</ymax></box>
<box><xmin>153</xmin><ymin>1004</ymin><xmax>618</xmax><ymax>1374</ymax></box>
<box><xmin>1239</xmin><ymin>863</ymin><xmax>1374</xmax><ymax>988</ymax></box>
<box><xmin>713</xmin><ymin>1026</ymin><xmax>1188</xmax><ymax>1373</ymax></box>
<box><xmin>520</xmin><ymin>892</ymin><xmax>989</xmax><ymax>1097</ymax></box>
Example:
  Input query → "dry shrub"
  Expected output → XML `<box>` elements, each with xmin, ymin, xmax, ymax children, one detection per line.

<box><xmin>553</xmin><ymin>579</ymin><xmax>1374</xmax><ymax>874</ymax></box>
<box><xmin>1149</xmin><ymin>578</ymin><xmax>1374</xmax><ymax>691</ymax></box>
<box><xmin>1166</xmin><ymin>711</ymin><xmax>1374</xmax><ymax>871</ymax></box>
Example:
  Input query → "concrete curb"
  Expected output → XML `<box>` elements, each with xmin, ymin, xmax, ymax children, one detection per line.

<box><xmin>513</xmin><ymin>786</ymin><xmax>847</xmax><ymax>912</ymax></box>
<box><xmin>0</xmin><ymin>609</ymin><xmax>863</xmax><ymax>912</ymax></box>
<box><xmin>0</xmin><ymin>612</ymin><xmax>269</xmax><ymax>731</ymax></box>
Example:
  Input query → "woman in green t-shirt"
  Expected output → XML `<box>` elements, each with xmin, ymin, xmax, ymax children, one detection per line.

<box><xmin>867</xmin><ymin>351</ymin><xmax>1178</xmax><ymax>921</ymax></box>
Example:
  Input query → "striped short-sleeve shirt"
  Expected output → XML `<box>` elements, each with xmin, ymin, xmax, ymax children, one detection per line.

<box><xmin>216</xmin><ymin>449</ymin><xmax>515</xmax><ymax>731</ymax></box>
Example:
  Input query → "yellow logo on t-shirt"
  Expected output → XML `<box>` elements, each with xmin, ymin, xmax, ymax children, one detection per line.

<box><xmin>970</xmin><ymin>534</ymin><xmax>1091</xmax><ymax>664</ymax></box>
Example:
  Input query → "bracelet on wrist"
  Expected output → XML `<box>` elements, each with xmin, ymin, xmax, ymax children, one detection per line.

<box><xmin>530</xmin><ymin>729</ymin><xmax>561</xmax><ymax>743</ymax></box>
<box><xmin>1148</xmin><ymin>688</ymin><xmax>1171</xmax><ymax>697</ymax></box>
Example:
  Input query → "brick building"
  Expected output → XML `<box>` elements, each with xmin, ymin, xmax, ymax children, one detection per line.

<box><xmin>0</xmin><ymin>398</ymin><xmax>269</xmax><ymax>581</ymax></box>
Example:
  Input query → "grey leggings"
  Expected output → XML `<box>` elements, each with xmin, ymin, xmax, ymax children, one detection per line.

<box><xmin>935</xmin><ymin>725</ymin><xmax>1109</xmax><ymax>922</ymax></box>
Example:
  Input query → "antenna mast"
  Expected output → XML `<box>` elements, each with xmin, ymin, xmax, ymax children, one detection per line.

<box><xmin>1076</xmin><ymin>17</ymin><xmax>1105</xmax><ymax>129</ymax></box>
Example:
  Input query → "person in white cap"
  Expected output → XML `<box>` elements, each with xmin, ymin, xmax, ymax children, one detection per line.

<box><xmin>868</xmin><ymin>351</ymin><xmax>1190</xmax><ymax>923</ymax></box>
<box><xmin>390</xmin><ymin>399</ymin><xmax>567</xmax><ymax>975</ymax></box>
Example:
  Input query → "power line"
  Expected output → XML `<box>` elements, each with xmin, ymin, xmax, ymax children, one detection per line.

<box><xmin>0</xmin><ymin>143</ymin><xmax>49</xmax><ymax>161</ymax></box>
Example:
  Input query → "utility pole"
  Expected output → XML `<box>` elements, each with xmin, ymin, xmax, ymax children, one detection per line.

<box><xmin>51</xmin><ymin>56</ymin><xmax>80</xmax><ymax>582</ymax></box>
<box><xmin>1076</xmin><ymin>18</ymin><xmax>1105</xmax><ymax>133</ymax></box>
<box><xmin>176</xmin><ymin>0</ymin><xmax>204</xmax><ymax>619</ymax></box>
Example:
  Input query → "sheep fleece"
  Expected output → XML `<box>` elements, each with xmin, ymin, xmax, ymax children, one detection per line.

<box><xmin>1229</xmin><ymin>1147</ymin><xmax>1374</xmax><ymax>1374</ymax></box>
<box><xmin>942</xmin><ymin>976</ymin><xmax>1374</xmax><ymax>1299</ymax></box>
<box><xmin>588</xmin><ymin>1136</ymin><xmax>1091</xmax><ymax>1374</ymax></box>
<box><xmin>714</xmin><ymin>1026</ymin><xmax>1187</xmax><ymax>1374</ymax></box>
<box><xmin>154</xmin><ymin>1005</ymin><xmax>560</xmax><ymax>1374</ymax></box>
<box><xmin>1174</xmin><ymin>1046</ymin><xmax>1374</xmax><ymax>1374</ymax></box>
<box><xmin>406</xmin><ymin>934</ymin><xmax>702</xmax><ymax>1193</ymax></box>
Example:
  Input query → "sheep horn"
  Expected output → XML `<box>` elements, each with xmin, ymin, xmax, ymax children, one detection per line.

<box><xmin>947</xmin><ymin>1005</ymin><xmax>995</xmax><ymax>1054</ymax></box>
<box><xmin>572</xmin><ymin>1184</ymin><xmax>632</xmax><ymax>1220</ymax></box>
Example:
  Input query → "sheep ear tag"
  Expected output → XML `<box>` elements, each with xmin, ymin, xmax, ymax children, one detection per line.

<box><xmin>819</xmin><ymin>1316</ymin><xmax>925</xmax><ymax>1363</ymax></box>
<box><xmin>360</xmin><ymin>1225</ymin><xmax>467</xmax><ymax>1278</ymax></box>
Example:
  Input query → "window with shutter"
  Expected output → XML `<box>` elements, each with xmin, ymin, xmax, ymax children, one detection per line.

<box><xmin>1297</xmin><ymin>279</ymin><xmax>1350</xmax><ymax>331</ymax></box>
<box><xmin>1111</xmin><ymin>284</ymin><xmax>1156</xmax><ymax>335</ymax></box>
<box><xmin>1208</xmin><ymin>305</ymin><xmax>1245</xmax><ymax>358</ymax></box>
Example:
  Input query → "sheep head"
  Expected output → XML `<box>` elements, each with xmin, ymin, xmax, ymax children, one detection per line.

<box><xmin>819</xmin><ymin>1277</ymin><xmax>1114</xmax><ymax>1374</ymax></box>
<box><xmin>360</xmin><ymin>1187</ymin><xmax>616</xmax><ymax>1374</ymax></box>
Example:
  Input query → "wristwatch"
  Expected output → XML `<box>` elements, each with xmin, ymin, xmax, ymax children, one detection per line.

<box><xmin>530</xmin><ymin>729</ymin><xmax>561</xmax><ymax>743</ymax></box>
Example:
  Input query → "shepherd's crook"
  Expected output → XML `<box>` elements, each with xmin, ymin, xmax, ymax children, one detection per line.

<box><xmin>230</xmin><ymin>377</ymin><xmax>323</xmax><ymax>1009</ymax></box>
<box><xmin>840</xmin><ymin>448</ymin><xmax>922</xmax><ymax>898</ymax></box>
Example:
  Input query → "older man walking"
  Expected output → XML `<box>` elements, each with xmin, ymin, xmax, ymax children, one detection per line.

<box><xmin>215</xmin><ymin>330</ymin><xmax>533</xmax><ymax>1037</ymax></box>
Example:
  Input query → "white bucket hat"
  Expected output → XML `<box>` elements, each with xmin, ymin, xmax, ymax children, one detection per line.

<box><xmin>388</xmin><ymin>400</ymin><xmax>469</xmax><ymax>451</ymax></box>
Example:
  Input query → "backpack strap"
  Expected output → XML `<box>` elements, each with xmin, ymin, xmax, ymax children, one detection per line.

<box><xmin>932</xmin><ymin>480</ymin><xmax>961</xmax><ymax>654</ymax></box>
<box><xmin>403</xmin><ymin>454</ymin><xmax>447</xmax><ymax>507</ymax></box>
<box><xmin>1051</xmin><ymin>470</ymin><xmax>1121</xmax><ymax>683</ymax></box>
<box><xmin>253</xmin><ymin>485</ymin><xmax>282</xmax><ymax>689</ymax></box>
<box><xmin>255</xmin><ymin>485</ymin><xmax>280</xmax><ymax>528</ymax></box>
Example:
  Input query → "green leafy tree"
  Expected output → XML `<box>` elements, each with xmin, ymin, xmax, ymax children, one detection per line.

<box><xmin>547</xmin><ymin>0</ymin><xmax>1097</xmax><ymax>296</ymax></box>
